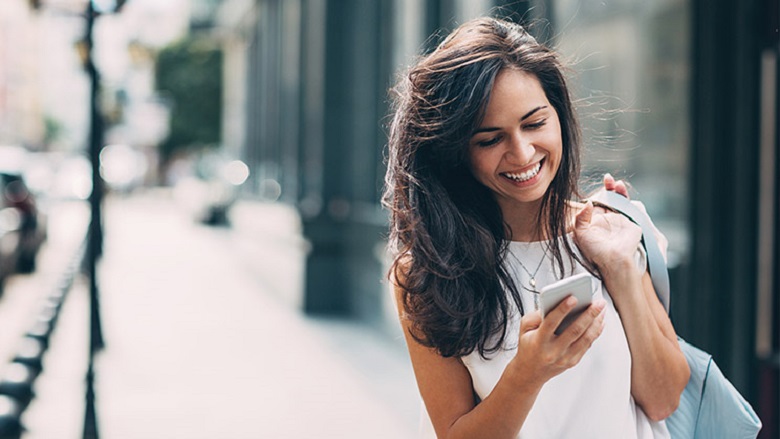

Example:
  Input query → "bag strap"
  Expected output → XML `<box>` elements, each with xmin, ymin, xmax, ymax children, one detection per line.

<box><xmin>589</xmin><ymin>190</ymin><xmax>671</xmax><ymax>314</ymax></box>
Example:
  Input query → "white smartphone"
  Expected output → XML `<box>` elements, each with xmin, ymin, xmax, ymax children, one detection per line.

<box><xmin>539</xmin><ymin>272</ymin><xmax>595</xmax><ymax>335</ymax></box>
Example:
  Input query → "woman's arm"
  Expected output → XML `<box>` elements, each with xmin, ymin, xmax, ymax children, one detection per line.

<box><xmin>393</xmin><ymin>270</ymin><xmax>606</xmax><ymax>438</ymax></box>
<box><xmin>398</xmin><ymin>308</ymin><xmax>539</xmax><ymax>439</ymax></box>
<box><xmin>573</xmin><ymin>203</ymin><xmax>690</xmax><ymax>421</ymax></box>
<box><xmin>599</xmin><ymin>260</ymin><xmax>690</xmax><ymax>420</ymax></box>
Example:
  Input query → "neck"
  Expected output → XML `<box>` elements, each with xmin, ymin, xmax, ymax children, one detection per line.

<box><xmin>500</xmin><ymin>199</ymin><xmax>579</xmax><ymax>242</ymax></box>
<box><xmin>499</xmin><ymin>198</ymin><xmax>545</xmax><ymax>242</ymax></box>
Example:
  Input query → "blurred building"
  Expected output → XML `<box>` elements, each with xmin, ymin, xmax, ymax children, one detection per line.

<box><xmin>1</xmin><ymin>0</ymin><xmax>190</xmax><ymax>187</ymax></box>
<box><xmin>95</xmin><ymin>0</ymin><xmax>191</xmax><ymax>186</ymax></box>
<box><xmin>0</xmin><ymin>0</ymin><xmax>106</xmax><ymax>153</ymax></box>
<box><xmin>216</xmin><ymin>0</ymin><xmax>777</xmax><ymax>435</ymax></box>
<box><xmin>0</xmin><ymin>2</ymin><xmax>44</xmax><ymax>148</ymax></box>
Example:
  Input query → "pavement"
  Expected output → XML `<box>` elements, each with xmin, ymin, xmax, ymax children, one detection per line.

<box><xmin>15</xmin><ymin>190</ymin><xmax>422</xmax><ymax>439</ymax></box>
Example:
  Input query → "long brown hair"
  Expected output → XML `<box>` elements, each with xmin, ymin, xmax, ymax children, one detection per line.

<box><xmin>384</xmin><ymin>17</ymin><xmax>582</xmax><ymax>358</ymax></box>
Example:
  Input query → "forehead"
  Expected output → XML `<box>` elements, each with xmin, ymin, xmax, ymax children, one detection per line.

<box><xmin>481</xmin><ymin>69</ymin><xmax>549</xmax><ymax>119</ymax></box>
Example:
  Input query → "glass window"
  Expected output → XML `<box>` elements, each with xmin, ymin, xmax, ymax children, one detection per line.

<box><xmin>552</xmin><ymin>0</ymin><xmax>691</xmax><ymax>266</ymax></box>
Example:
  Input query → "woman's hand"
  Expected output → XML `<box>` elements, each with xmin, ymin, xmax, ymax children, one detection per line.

<box><xmin>508</xmin><ymin>298</ymin><xmax>607</xmax><ymax>386</ymax></box>
<box><xmin>573</xmin><ymin>201</ymin><xmax>642</xmax><ymax>273</ymax></box>
<box><xmin>580</xmin><ymin>174</ymin><xmax>690</xmax><ymax>419</ymax></box>
<box><xmin>602</xmin><ymin>173</ymin><xmax>628</xmax><ymax>197</ymax></box>
<box><xmin>590</xmin><ymin>172</ymin><xmax>630</xmax><ymax>203</ymax></box>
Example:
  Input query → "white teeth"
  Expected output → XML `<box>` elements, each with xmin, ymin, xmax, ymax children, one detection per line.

<box><xmin>504</xmin><ymin>162</ymin><xmax>541</xmax><ymax>182</ymax></box>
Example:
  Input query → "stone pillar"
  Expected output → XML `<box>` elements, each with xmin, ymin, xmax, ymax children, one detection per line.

<box><xmin>686</xmin><ymin>0</ymin><xmax>768</xmax><ymax>407</ymax></box>
<box><xmin>299</xmin><ymin>0</ymin><xmax>392</xmax><ymax>320</ymax></box>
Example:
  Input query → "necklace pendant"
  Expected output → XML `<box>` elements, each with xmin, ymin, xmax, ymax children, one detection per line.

<box><xmin>529</xmin><ymin>278</ymin><xmax>536</xmax><ymax>289</ymax></box>
<box><xmin>533</xmin><ymin>293</ymin><xmax>539</xmax><ymax>311</ymax></box>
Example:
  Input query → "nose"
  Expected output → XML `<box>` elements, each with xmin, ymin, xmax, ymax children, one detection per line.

<box><xmin>505</xmin><ymin>132</ymin><xmax>535</xmax><ymax>165</ymax></box>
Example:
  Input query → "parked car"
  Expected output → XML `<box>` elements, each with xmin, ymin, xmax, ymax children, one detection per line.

<box><xmin>0</xmin><ymin>205</ymin><xmax>21</xmax><ymax>294</ymax></box>
<box><xmin>0</xmin><ymin>171</ymin><xmax>47</xmax><ymax>274</ymax></box>
<box><xmin>173</xmin><ymin>152</ymin><xmax>250</xmax><ymax>226</ymax></box>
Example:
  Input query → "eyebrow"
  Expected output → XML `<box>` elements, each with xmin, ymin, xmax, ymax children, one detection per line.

<box><xmin>471</xmin><ymin>105</ymin><xmax>548</xmax><ymax>135</ymax></box>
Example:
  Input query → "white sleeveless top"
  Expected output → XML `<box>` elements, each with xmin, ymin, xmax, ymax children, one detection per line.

<box><xmin>458</xmin><ymin>237</ymin><xmax>670</xmax><ymax>439</ymax></box>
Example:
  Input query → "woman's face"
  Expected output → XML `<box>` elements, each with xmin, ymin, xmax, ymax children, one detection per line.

<box><xmin>468</xmin><ymin>68</ymin><xmax>563</xmax><ymax>216</ymax></box>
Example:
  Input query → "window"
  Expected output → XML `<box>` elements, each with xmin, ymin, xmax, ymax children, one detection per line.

<box><xmin>553</xmin><ymin>0</ymin><xmax>691</xmax><ymax>267</ymax></box>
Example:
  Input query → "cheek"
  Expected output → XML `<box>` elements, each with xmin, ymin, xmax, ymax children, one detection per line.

<box><xmin>468</xmin><ymin>149</ymin><xmax>498</xmax><ymax>182</ymax></box>
<box><xmin>548</xmin><ymin>145</ymin><xmax>566</xmax><ymax>181</ymax></box>
<box><xmin>543</xmin><ymin>130</ymin><xmax>564</xmax><ymax>163</ymax></box>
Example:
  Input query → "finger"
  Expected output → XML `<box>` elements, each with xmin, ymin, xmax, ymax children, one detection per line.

<box><xmin>613</xmin><ymin>180</ymin><xmax>629</xmax><ymax>198</ymax></box>
<box><xmin>539</xmin><ymin>295</ymin><xmax>579</xmax><ymax>337</ymax></box>
<box><xmin>588</xmin><ymin>188</ymin><xmax>608</xmax><ymax>214</ymax></box>
<box><xmin>603</xmin><ymin>173</ymin><xmax>616</xmax><ymax>191</ymax></box>
<box><xmin>520</xmin><ymin>311</ymin><xmax>542</xmax><ymax>333</ymax></box>
<box><xmin>556</xmin><ymin>300</ymin><xmax>606</xmax><ymax>345</ymax></box>
<box><xmin>575</xmin><ymin>200</ymin><xmax>594</xmax><ymax>231</ymax></box>
<box><xmin>567</xmin><ymin>308</ymin><xmax>606</xmax><ymax>358</ymax></box>
<box><xmin>563</xmin><ymin>319</ymin><xmax>605</xmax><ymax>369</ymax></box>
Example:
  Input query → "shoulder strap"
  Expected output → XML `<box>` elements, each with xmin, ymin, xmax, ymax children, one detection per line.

<box><xmin>589</xmin><ymin>190</ymin><xmax>671</xmax><ymax>314</ymax></box>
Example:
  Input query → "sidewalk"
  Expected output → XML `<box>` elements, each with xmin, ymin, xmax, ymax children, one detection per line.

<box><xmin>20</xmin><ymin>191</ymin><xmax>421</xmax><ymax>439</ymax></box>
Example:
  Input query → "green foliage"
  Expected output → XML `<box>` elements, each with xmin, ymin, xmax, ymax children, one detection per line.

<box><xmin>155</xmin><ymin>37</ymin><xmax>222</xmax><ymax>162</ymax></box>
<box><xmin>43</xmin><ymin>115</ymin><xmax>63</xmax><ymax>145</ymax></box>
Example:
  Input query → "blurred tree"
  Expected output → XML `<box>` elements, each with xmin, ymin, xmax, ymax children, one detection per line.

<box><xmin>155</xmin><ymin>37</ymin><xmax>222</xmax><ymax>165</ymax></box>
<box><xmin>43</xmin><ymin>115</ymin><xmax>63</xmax><ymax>146</ymax></box>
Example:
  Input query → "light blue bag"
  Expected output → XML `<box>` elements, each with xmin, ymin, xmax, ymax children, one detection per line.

<box><xmin>672</xmin><ymin>338</ymin><xmax>763</xmax><ymax>438</ymax></box>
<box><xmin>591</xmin><ymin>191</ymin><xmax>762</xmax><ymax>439</ymax></box>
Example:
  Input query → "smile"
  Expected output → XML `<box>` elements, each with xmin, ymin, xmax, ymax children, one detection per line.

<box><xmin>501</xmin><ymin>161</ymin><xmax>542</xmax><ymax>182</ymax></box>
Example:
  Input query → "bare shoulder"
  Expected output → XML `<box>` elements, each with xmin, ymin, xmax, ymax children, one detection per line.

<box><xmin>390</xmin><ymin>255</ymin><xmax>478</xmax><ymax>437</ymax></box>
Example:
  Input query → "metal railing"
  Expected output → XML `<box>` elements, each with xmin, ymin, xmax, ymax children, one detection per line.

<box><xmin>0</xmin><ymin>241</ymin><xmax>86</xmax><ymax>438</ymax></box>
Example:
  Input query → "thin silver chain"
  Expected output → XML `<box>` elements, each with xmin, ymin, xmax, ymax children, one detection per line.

<box><xmin>509</xmin><ymin>245</ymin><xmax>549</xmax><ymax>310</ymax></box>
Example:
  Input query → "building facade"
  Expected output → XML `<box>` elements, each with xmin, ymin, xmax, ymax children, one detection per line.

<box><xmin>0</xmin><ymin>1</ymin><xmax>44</xmax><ymax>148</ymax></box>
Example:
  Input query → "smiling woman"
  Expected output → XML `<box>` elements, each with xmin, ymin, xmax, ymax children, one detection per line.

<box><xmin>384</xmin><ymin>17</ymin><xmax>689</xmax><ymax>439</ymax></box>
<box><xmin>468</xmin><ymin>70</ymin><xmax>563</xmax><ymax>240</ymax></box>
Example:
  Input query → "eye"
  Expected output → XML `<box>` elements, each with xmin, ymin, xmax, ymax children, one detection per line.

<box><xmin>524</xmin><ymin>119</ymin><xmax>547</xmax><ymax>130</ymax></box>
<box><xmin>476</xmin><ymin>135</ymin><xmax>502</xmax><ymax>148</ymax></box>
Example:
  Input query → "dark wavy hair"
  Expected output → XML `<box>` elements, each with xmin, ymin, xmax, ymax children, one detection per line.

<box><xmin>384</xmin><ymin>17</ymin><xmax>584</xmax><ymax>358</ymax></box>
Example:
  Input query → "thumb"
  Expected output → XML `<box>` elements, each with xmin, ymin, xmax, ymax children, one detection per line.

<box><xmin>575</xmin><ymin>200</ymin><xmax>594</xmax><ymax>230</ymax></box>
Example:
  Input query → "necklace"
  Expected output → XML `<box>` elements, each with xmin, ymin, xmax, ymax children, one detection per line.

<box><xmin>511</xmin><ymin>245</ymin><xmax>549</xmax><ymax>310</ymax></box>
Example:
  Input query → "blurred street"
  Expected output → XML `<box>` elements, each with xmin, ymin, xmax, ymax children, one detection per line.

<box><xmin>0</xmin><ymin>191</ymin><xmax>420</xmax><ymax>439</ymax></box>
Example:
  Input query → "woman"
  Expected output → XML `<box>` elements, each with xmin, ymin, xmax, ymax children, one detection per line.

<box><xmin>384</xmin><ymin>17</ymin><xmax>690</xmax><ymax>438</ymax></box>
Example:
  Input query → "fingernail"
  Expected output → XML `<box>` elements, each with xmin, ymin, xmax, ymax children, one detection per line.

<box><xmin>567</xmin><ymin>296</ymin><xmax>578</xmax><ymax>307</ymax></box>
<box><xmin>595</xmin><ymin>299</ymin><xmax>606</xmax><ymax>310</ymax></box>
<box><xmin>605</xmin><ymin>173</ymin><xmax>613</xmax><ymax>180</ymax></box>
